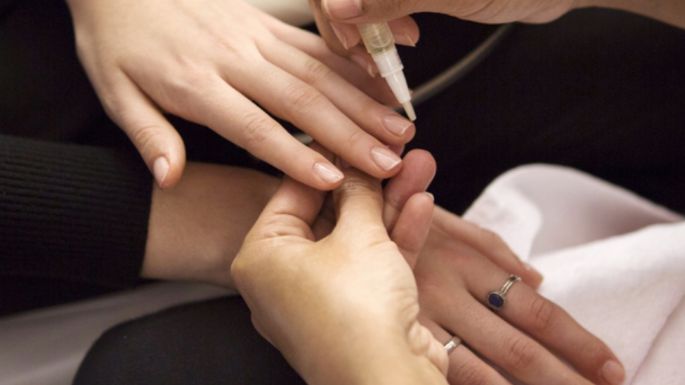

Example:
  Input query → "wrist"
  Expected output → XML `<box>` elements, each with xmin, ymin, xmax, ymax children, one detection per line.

<box><xmin>300</xmin><ymin>325</ymin><xmax>445</xmax><ymax>385</ymax></box>
<box><xmin>142</xmin><ymin>163</ymin><xmax>278</xmax><ymax>287</ymax></box>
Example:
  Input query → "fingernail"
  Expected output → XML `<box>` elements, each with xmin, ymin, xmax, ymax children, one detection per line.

<box><xmin>395</xmin><ymin>33</ymin><xmax>417</xmax><ymax>47</ymax></box>
<box><xmin>601</xmin><ymin>360</ymin><xmax>625</xmax><ymax>385</ymax></box>
<box><xmin>524</xmin><ymin>263</ymin><xmax>544</xmax><ymax>285</ymax></box>
<box><xmin>383</xmin><ymin>115</ymin><xmax>413</xmax><ymax>136</ymax></box>
<box><xmin>152</xmin><ymin>156</ymin><xmax>169</xmax><ymax>187</ymax></box>
<box><xmin>330</xmin><ymin>23</ymin><xmax>350</xmax><ymax>50</ymax></box>
<box><xmin>314</xmin><ymin>162</ymin><xmax>344</xmax><ymax>184</ymax></box>
<box><xmin>424</xmin><ymin>192</ymin><xmax>434</xmax><ymax>201</ymax></box>
<box><xmin>324</xmin><ymin>0</ymin><xmax>362</xmax><ymax>20</ymax></box>
<box><xmin>350</xmin><ymin>54</ymin><xmax>377</xmax><ymax>77</ymax></box>
<box><xmin>371</xmin><ymin>147</ymin><xmax>402</xmax><ymax>171</ymax></box>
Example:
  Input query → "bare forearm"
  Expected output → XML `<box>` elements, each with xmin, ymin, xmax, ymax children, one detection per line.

<box><xmin>142</xmin><ymin>162</ymin><xmax>278</xmax><ymax>288</ymax></box>
<box><xmin>577</xmin><ymin>0</ymin><xmax>685</xmax><ymax>28</ymax></box>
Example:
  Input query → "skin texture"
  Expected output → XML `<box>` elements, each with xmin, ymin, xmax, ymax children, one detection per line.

<box><xmin>143</xmin><ymin>152</ymin><xmax>623</xmax><ymax>385</ymax></box>
<box><xmin>314</xmin><ymin>0</ymin><xmax>685</xmax><ymax>71</ymax></box>
<box><xmin>231</xmin><ymin>162</ymin><xmax>448</xmax><ymax>385</ymax></box>
<box><xmin>142</xmin><ymin>162</ymin><xmax>279</xmax><ymax>287</ymax></box>
<box><xmin>65</xmin><ymin>0</ymin><xmax>413</xmax><ymax>190</ymax></box>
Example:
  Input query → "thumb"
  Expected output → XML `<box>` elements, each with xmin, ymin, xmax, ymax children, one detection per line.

<box><xmin>249</xmin><ymin>143</ymin><xmax>332</xmax><ymax>242</ymax></box>
<box><xmin>106</xmin><ymin>74</ymin><xmax>186</xmax><ymax>188</ymax></box>
<box><xmin>322</xmin><ymin>0</ymin><xmax>442</xmax><ymax>22</ymax></box>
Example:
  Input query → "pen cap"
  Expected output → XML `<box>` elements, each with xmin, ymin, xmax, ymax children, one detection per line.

<box><xmin>371</xmin><ymin>47</ymin><xmax>411</xmax><ymax>104</ymax></box>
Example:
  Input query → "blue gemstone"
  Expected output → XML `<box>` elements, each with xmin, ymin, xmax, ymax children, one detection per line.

<box><xmin>488</xmin><ymin>292</ymin><xmax>504</xmax><ymax>308</ymax></box>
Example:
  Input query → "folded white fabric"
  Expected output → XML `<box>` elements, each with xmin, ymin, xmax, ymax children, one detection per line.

<box><xmin>464</xmin><ymin>164</ymin><xmax>684</xmax><ymax>385</ymax></box>
<box><xmin>0</xmin><ymin>164</ymin><xmax>682</xmax><ymax>385</ymax></box>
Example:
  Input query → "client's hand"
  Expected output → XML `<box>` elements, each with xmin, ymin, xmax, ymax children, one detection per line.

<box><xmin>66</xmin><ymin>0</ymin><xmax>410</xmax><ymax>189</ymax></box>
<box><xmin>383</xmin><ymin>155</ymin><xmax>625</xmax><ymax>385</ymax></box>
<box><xmin>231</xmin><ymin>162</ymin><xmax>448</xmax><ymax>385</ymax></box>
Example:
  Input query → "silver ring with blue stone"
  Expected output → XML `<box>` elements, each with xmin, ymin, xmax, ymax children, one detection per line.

<box><xmin>487</xmin><ymin>275</ymin><xmax>521</xmax><ymax>310</ymax></box>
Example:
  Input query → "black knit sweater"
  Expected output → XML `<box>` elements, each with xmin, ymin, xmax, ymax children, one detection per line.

<box><xmin>0</xmin><ymin>134</ymin><xmax>152</xmax><ymax>315</ymax></box>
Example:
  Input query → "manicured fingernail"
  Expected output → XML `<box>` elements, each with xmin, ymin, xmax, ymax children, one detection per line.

<box><xmin>371</xmin><ymin>147</ymin><xmax>402</xmax><ymax>171</ymax></box>
<box><xmin>152</xmin><ymin>156</ymin><xmax>169</xmax><ymax>187</ymax></box>
<box><xmin>601</xmin><ymin>360</ymin><xmax>625</xmax><ymax>385</ymax></box>
<box><xmin>324</xmin><ymin>0</ymin><xmax>362</xmax><ymax>20</ymax></box>
<box><xmin>314</xmin><ymin>162</ymin><xmax>344</xmax><ymax>184</ymax></box>
<box><xmin>383</xmin><ymin>115</ymin><xmax>413</xmax><ymax>136</ymax></box>
<box><xmin>350</xmin><ymin>54</ymin><xmax>377</xmax><ymax>77</ymax></box>
<box><xmin>524</xmin><ymin>263</ymin><xmax>544</xmax><ymax>284</ymax></box>
<box><xmin>330</xmin><ymin>23</ymin><xmax>350</xmax><ymax>50</ymax></box>
<box><xmin>395</xmin><ymin>33</ymin><xmax>417</xmax><ymax>47</ymax></box>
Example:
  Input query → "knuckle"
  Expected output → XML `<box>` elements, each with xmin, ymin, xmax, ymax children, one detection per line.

<box><xmin>505</xmin><ymin>337</ymin><xmax>538</xmax><ymax>371</ymax></box>
<box><xmin>168</xmin><ymin>66</ymin><xmax>215</xmax><ymax>97</ymax></box>
<box><xmin>301</xmin><ymin>57</ymin><xmax>332</xmax><ymax>84</ymax></box>
<box><xmin>284</xmin><ymin>82</ymin><xmax>324</xmax><ymax>112</ymax></box>
<box><xmin>478</xmin><ymin>226</ymin><xmax>504</xmax><ymax>247</ymax></box>
<box><xmin>579</xmin><ymin>337</ymin><xmax>612</xmax><ymax>366</ymax></box>
<box><xmin>529</xmin><ymin>296</ymin><xmax>556</xmax><ymax>334</ymax></box>
<box><xmin>450</xmin><ymin>360</ymin><xmax>489</xmax><ymax>385</ymax></box>
<box><xmin>345</xmin><ymin>128</ymin><xmax>367</xmax><ymax>149</ymax></box>
<box><xmin>131</xmin><ymin>124</ymin><xmax>166</xmax><ymax>155</ymax></box>
<box><xmin>240</xmin><ymin>112</ymin><xmax>276</xmax><ymax>148</ymax></box>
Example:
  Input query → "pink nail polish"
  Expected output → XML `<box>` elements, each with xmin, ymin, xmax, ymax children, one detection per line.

<box><xmin>152</xmin><ymin>157</ymin><xmax>169</xmax><ymax>187</ymax></box>
<box><xmin>313</xmin><ymin>162</ymin><xmax>344</xmax><ymax>184</ymax></box>
<box><xmin>383</xmin><ymin>115</ymin><xmax>413</xmax><ymax>136</ymax></box>
<box><xmin>371</xmin><ymin>147</ymin><xmax>401</xmax><ymax>171</ymax></box>
<box><xmin>330</xmin><ymin>23</ymin><xmax>350</xmax><ymax>50</ymax></box>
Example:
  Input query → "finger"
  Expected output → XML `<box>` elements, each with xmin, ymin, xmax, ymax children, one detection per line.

<box><xmin>254</xmin><ymin>145</ymin><xmax>334</xmax><ymax>240</ymax></box>
<box><xmin>419</xmin><ymin>316</ymin><xmax>511</xmax><ymax>384</ymax></box>
<box><xmin>309</xmin><ymin>0</ymin><xmax>354</xmax><ymax>55</ymax></box>
<box><xmin>137</xmin><ymin>68</ymin><xmax>345</xmax><ymax>190</ymax></box>
<box><xmin>321</xmin><ymin>0</ymin><xmax>460</xmax><ymax>22</ymax></box>
<box><xmin>104</xmin><ymin>72</ymin><xmax>186</xmax><ymax>188</ymax></box>
<box><xmin>260</xmin><ymin>14</ymin><xmax>398</xmax><ymax>105</ymax></box>
<box><xmin>228</xmin><ymin>59</ymin><xmax>403</xmax><ymax>180</ymax></box>
<box><xmin>391</xmin><ymin>192</ymin><xmax>434</xmax><ymax>268</ymax></box>
<box><xmin>332</xmin><ymin>164</ymin><xmax>385</xmax><ymax>233</ymax></box>
<box><xmin>432</xmin><ymin>290</ymin><xmax>595</xmax><ymax>385</ymax></box>
<box><xmin>434</xmin><ymin>207</ymin><xmax>544</xmax><ymax>288</ymax></box>
<box><xmin>260</xmin><ymin>40</ymin><xmax>415</xmax><ymax>145</ymax></box>
<box><xmin>383</xmin><ymin>149</ymin><xmax>436</xmax><ymax>230</ymax></box>
<box><xmin>331</xmin><ymin>16</ymin><xmax>419</xmax><ymax>49</ymax></box>
<box><xmin>463</xmin><ymin>260</ymin><xmax>625</xmax><ymax>385</ymax></box>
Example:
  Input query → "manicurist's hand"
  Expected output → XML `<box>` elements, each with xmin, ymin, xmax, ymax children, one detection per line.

<box><xmin>66</xmin><ymin>0</ymin><xmax>414</xmax><ymax>190</ymax></box>
<box><xmin>315</xmin><ymin>0</ymin><xmax>685</xmax><ymax>54</ymax></box>
<box><xmin>231</xmin><ymin>160</ymin><xmax>448</xmax><ymax>385</ymax></box>
<box><xmin>383</xmin><ymin>154</ymin><xmax>626</xmax><ymax>385</ymax></box>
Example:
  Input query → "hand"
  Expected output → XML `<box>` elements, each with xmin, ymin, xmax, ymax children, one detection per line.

<box><xmin>66</xmin><ymin>0</ymin><xmax>414</xmax><ymax>190</ymax></box>
<box><xmin>311</xmin><ymin>0</ymin><xmax>574</xmax><ymax>57</ymax></box>
<box><xmin>383</xmin><ymin>159</ymin><xmax>626</xmax><ymax>385</ymax></box>
<box><xmin>142</xmin><ymin>162</ymin><xmax>278</xmax><ymax>287</ymax></box>
<box><xmin>231</xmin><ymin>160</ymin><xmax>448</xmax><ymax>385</ymax></box>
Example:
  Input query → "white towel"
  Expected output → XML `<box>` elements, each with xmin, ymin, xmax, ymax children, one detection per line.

<box><xmin>464</xmin><ymin>164</ymin><xmax>685</xmax><ymax>385</ymax></box>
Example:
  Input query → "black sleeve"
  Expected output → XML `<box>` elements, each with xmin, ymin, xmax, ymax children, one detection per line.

<box><xmin>0</xmin><ymin>134</ymin><xmax>152</xmax><ymax>288</ymax></box>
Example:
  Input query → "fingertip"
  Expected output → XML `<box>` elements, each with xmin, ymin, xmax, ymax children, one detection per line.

<box><xmin>312</xmin><ymin>161</ymin><xmax>345</xmax><ymax>190</ymax></box>
<box><xmin>370</xmin><ymin>146</ymin><xmax>403</xmax><ymax>177</ymax></box>
<box><xmin>153</xmin><ymin>136</ymin><xmax>186</xmax><ymax>189</ymax></box>
<box><xmin>600</xmin><ymin>360</ymin><xmax>625</xmax><ymax>385</ymax></box>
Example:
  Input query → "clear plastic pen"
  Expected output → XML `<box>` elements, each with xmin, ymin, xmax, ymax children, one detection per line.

<box><xmin>357</xmin><ymin>22</ymin><xmax>416</xmax><ymax>121</ymax></box>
